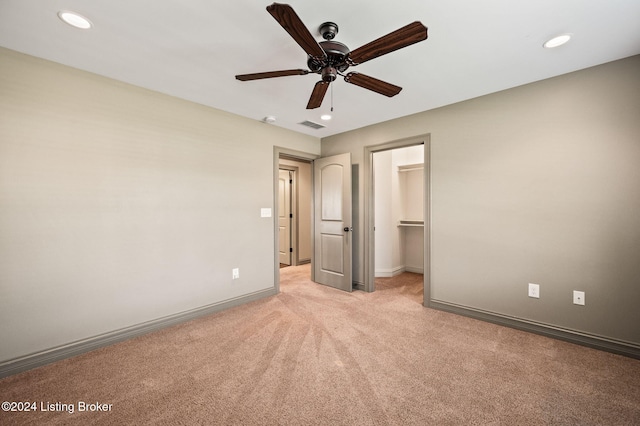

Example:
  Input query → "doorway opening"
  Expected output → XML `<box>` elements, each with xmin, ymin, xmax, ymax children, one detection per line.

<box><xmin>371</xmin><ymin>145</ymin><xmax>425</xmax><ymax>304</ymax></box>
<box><xmin>274</xmin><ymin>148</ymin><xmax>353</xmax><ymax>294</ymax></box>
<box><xmin>274</xmin><ymin>148</ymin><xmax>316</xmax><ymax>292</ymax></box>
<box><xmin>278</xmin><ymin>159</ymin><xmax>312</xmax><ymax>269</ymax></box>
<box><xmin>363</xmin><ymin>134</ymin><xmax>431</xmax><ymax>306</ymax></box>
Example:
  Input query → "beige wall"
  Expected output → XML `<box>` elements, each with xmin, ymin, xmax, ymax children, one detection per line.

<box><xmin>1</xmin><ymin>44</ymin><xmax>638</xmax><ymax>364</ymax></box>
<box><xmin>322</xmin><ymin>55</ymin><xmax>640</xmax><ymax>345</ymax></box>
<box><xmin>0</xmin><ymin>47</ymin><xmax>320</xmax><ymax>363</ymax></box>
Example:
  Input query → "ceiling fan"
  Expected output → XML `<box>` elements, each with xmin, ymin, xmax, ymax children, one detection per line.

<box><xmin>235</xmin><ymin>3</ymin><xmax>428</xmax><ymax>109</ymax></box>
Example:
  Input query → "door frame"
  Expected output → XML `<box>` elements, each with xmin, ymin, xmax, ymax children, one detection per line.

<box><xmin>273</xmin><ymin>147</ymin><xmax>318</xmax><ymax>294</ymax></box>
<box><xmin>363</xmin><ymin>134</ymin><xmax>431</xmax><ymax>306</ymax></box>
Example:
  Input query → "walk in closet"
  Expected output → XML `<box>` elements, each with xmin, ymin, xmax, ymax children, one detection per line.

<box><xmin>374</xmin><ymin>145</ymin><xmax>424</xmax><ymax>277</ymax></box>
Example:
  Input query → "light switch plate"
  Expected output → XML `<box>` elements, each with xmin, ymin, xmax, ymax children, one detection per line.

<box><xmin>261</xmin><ymin>208</ymin><xmax>272</xmax><ymax>218</ymax></box>
<box><xmin>573</xmin><ymin>290</ymin><xmax>585</xmax><ymax>305</ymax></box>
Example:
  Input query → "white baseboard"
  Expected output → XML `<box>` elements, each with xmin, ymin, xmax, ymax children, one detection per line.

<box><xmin>375</xmin><ymin>266</ymin><xmax>405</xmax><ymax>278</ymax></box>
<box><xmin>405</xmin><ymin>266</ymin><xmax>424</xmax><ymax>274</ymax></box>
<box><xmin>375</xmin><ymin>265</ymin><xmax>424</xmax><ymax>278</ymax></box>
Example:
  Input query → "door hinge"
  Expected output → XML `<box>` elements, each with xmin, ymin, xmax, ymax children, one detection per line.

<box><xmin>289</xmin><ymin>248</ymin><xmax>293</xmax><ymax>253</ymax></box>
<box><xmin>289</xmin><ymin>179</ymin><xmax>293</xmax><ymax>184</ymax></box>
<box><xmin>290</xmin><ymin>213</ymin><xmax>293</xmax><ymax>218</ymax></box>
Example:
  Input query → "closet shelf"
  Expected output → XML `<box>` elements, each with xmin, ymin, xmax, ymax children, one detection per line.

<box><xmin>398</xmin><ymin>220</ymin><xmax>424</xmax><ymax>227</ymax></box>
<box><xmin>397</xmin><ymin>163</ymin><xmax>424</xmax><ymax>173</ymax></box>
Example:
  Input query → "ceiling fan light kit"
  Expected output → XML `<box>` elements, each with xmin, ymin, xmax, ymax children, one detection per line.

<box><xmin>235</xmin><ymin>3</ymin><xmax>428</xmax><ymax>110</ymax></box>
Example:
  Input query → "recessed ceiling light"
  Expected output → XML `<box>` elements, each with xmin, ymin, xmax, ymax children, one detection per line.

<box><xmin>58</xmin><ymin>11</ymin><xmax>93</xmax><ymax>29</ymax></box>
<box><xmin>320</xmin><ymin>114</ymin><xmax>332</xmax><ymax>121</ymax></box>
<box><xmin>543</xmin><ymin>34</ymin><xmax>571</xmax><ymax>49</ymax></box>
<box><xmin>263</xmin><ymin>116</ymin><xmax>276</xmax><ymax>124</ymax></box>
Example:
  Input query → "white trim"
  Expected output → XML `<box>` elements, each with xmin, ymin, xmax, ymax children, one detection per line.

<box><xmin>405</xmin><ymin>266</ymin><xmax>424</xmax><ymax>274</ymax></box>
<box><xmin>375</xmin><ymin>266</ymin><xmax>406</xmax><ymax>278</ymax></box>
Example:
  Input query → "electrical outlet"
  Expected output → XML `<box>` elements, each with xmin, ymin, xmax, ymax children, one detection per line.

<box><xmin>528</xmin><ymin>283</ymin><xmax>540</xmax><ymax>298</ymax></box>
<box><xmin>232</xmin><ymin>268</ymin><xmax>239</xmax><ymax>280</ymax></box>
<box><xmin>573</xmin><ymin>290</ymin><xmax>585</xmax><ymax>305</ymax></box>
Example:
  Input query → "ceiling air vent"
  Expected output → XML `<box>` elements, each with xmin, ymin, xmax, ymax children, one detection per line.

<box><xmin>299</xmin><ymin>120</ymin><xmax>325</xmax><ymax>130</ymax></box>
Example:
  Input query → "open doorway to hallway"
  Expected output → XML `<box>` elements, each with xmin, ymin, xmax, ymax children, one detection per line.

<box><xmin>278</xmin><ymin>156</ymin><xmax>312</xmax><ymax>284</ymax></box>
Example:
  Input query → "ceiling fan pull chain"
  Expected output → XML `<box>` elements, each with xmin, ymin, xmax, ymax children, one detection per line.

<box><xmin>331</xmin><ymin>82</ymin><xmax>334</xmax><ymax>112</ymax></box>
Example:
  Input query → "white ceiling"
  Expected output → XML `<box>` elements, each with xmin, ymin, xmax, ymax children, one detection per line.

<box><xmin>1</xmin><ymin>0</ymin><xmax>639</xmax><ymax>137</ymax></box>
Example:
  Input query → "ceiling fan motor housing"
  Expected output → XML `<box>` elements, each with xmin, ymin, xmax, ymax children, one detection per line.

<box><xmin>307</xmin><ymin>40</ymin><xmax>351</xmax><ymax>79</ymax></box>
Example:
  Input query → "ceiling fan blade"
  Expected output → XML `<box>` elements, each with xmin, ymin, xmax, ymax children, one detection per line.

<box><xmin>348</xmin><ymin>21</ymin><xmax>428</xmax><ymax>65</ymax></box>
<box><xmin>235</xmin><ymin>69</ymin><xmax>309</xmax><ymax>81</ymax></box>
<box><xmin>344</xmin><ymin>72</ymin><xmax>402</xmax><ymax>97</ymax></box>
<box><xmin>307</xmin><ymin>81</ymin><xmax>329</xmax><ymax>109</ymax></box>
<box><xmin>267</xmin><ymin>3</ymin><xmax>326</xmax><ymax>60</ymax></box>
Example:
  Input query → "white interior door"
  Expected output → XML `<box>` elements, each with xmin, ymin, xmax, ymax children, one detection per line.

<box><xmin>278</xmin><ymin>169</ymin><xmax>292</xmax><ymax>265</ymax></box>
<box><xmin>313</xmin><ymin>153</ymin><xmax>352</xmax><ymax>292</ymax></box>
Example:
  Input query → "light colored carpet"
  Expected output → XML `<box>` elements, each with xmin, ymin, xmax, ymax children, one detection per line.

<box><xmin>1</xmin><ymin>264</ymin><xmax>639</xmax><ymax>425</ymax></box>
